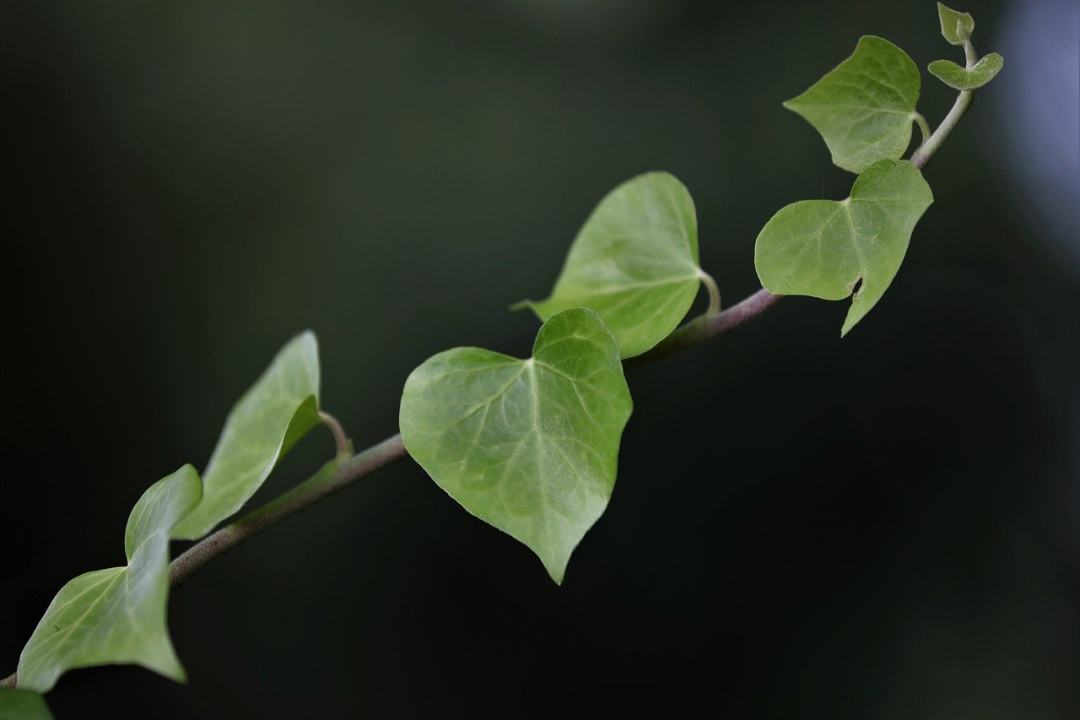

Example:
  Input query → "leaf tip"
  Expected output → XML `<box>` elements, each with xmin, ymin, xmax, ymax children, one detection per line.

<box><xmin>543</xmin><ymin>559</ymin><xmax>567</xmax><ymax>586</ymax></box>
<box><xmin>840</xmin><ymin>308</ymin><xmax>863</xmax><ymax>337</ymax></box>
<box><xmin>937</xmin><ymin>2</ymin><xmax>975</xmax><ymax>45</ymax></box>
<box><xmin>294</xmin><ymin>328</ymin><xmax>318</xmax><ymax>350</ymax></box>
<box><xmin>509</xmin><ymin>299</ymin><xmax>532</xmax><ymax>313</ymax></box>
<box><xmin>159</xmin><ymin>658</ymin><xmax>188</xmax><ymax>685</ymax></box>
<box><xmin>175</xmin><ymin>665</ymin><xmax>189</xmax><ymax>685</ymax></box>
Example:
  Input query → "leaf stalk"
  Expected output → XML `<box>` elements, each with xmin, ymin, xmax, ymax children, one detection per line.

<box><xmin>911</xmin><ymin>39</ymin><xmax>979</xmax><ymax>169</ymax></box>
<box><xmin>699</xmin><ymin>270</ymin><xmax>723</xmax><ymax>316</ymax></box>
<box><xmin>318</xmin><ymin>410</ymin><xmax>352</xmax><ymax>458</ymax></box>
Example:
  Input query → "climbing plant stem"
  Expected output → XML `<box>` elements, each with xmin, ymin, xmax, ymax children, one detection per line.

<box><xmin>1</xmin><ymin>55</ymin><xmax>974</xmax><ymax>687</ymax></box>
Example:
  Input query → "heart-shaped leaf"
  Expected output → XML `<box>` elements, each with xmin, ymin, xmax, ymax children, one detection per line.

<box><xmin>937</xmin><ymin>2</ymin><xmax>975</xmax><ymax>45</ymax></box>
<box><xmin>173</xmin><ymin>331</ymin><xmax>321</xmax><ymax>539</ymax></box>
<box><xmin>515</xmin><ymin>172</ymin><xmax>708</xmax><ymax>359</ymax></box>
<box><xmin>784</xmin><ymin>36</ymin><xmax>922</xmax><ymax>174</ymax></box>
<box><xmin>0</xmin><ymin>689</ymin><xmax>53</xmax><ymax>719</ymax></box>
<box><xmin>16</xmin><ymin>466</ymin><xmax>202</xmax><ymax>692</ymax></box>
<box><xmin>754</xmin><ymin>159</ymin><xmax>933</xmax><ymax>335</ymax></box>
<box><xmin>928</xmin><ymin>53</ymin><xmax>1003</xmax><ymax>90</ymax></box>
<box><xmin>399</xmin><ymin>308</ymin><xmax>633</xmax><ymax>583</ymax></box>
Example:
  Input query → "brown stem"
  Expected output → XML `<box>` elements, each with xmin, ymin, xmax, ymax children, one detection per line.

<box><xmin>169</xmin><ymin>434</ymin><xmax>406</xmax><ymax>589</ymax></box>
<box><xmin>628</xmin><ymin>288</ymin><xmax>784</xmax><ymax>367</ymax></box>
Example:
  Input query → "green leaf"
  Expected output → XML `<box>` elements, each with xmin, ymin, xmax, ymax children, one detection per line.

<box><xmin>754</xmin><ymin>159</ymin><xmax>933</xmax><ymax>335</ymax></box>
<box><xmin>16</xmin><ymin>466</ymin><xmax>202</xmax><ymax>692</ymax></box>
<box><xmin>399</xmin><ymin>308</ymin><xmax>633</xmax><ymax>583</ymax></box>
<box><xmin>173</xmin><ymin>331</ymin><xmax>321</xmax><ymax>539</ymax></box>
<box><xmin>784</xmin><ymin>36</ymin><xmax>922</xmax><ymax>173</ymax></box>
<box><xmin>514</xmin><ymin>172</ymin><xmax>707</xmax><ymax>359</ymax></box>
<box><xmin>12</xmin><ymin>333</ymin><xmax>322</xmax><ymax>692</ymax></box>
<box><xmin>937</xmin><ymin>2</ymin><xmax>975</xmax><ymax>45</ymax></box>
<box><xmin>0</xmin><ymin>690</ymin><xmax>53</xmax><ymax>720</ymax></box>
<box><xmin>928</xmin><ymin>53</ymin><xmax>1004</xmax><ymax>90</ymax></box>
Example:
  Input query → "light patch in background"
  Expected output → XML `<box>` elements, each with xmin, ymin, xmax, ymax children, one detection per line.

<box><xmin>995</xmin><ymin>0</ymin><xmax>1079</xmax><ymax>272</ymax></box>
<box><xmin>994</xmin><ymin>1</ymin><xmax>1080</xmax><ymax>578</ymax></box>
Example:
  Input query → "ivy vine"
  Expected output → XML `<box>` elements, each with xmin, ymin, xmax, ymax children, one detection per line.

<box><xmin>0</xmin><ymin>4</ymin><xmax>1004</xmax><ymax>716</ymax></box>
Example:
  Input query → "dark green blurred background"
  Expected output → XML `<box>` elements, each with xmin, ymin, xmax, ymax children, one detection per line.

<box><xmin>2</xmin><ymin>1</ymin><xmax>1077</xmax><ymax>717</ymax></box>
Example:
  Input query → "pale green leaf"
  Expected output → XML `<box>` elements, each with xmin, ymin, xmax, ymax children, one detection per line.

<box><xmin>16</xmin><ymin>467</ymin><xmax>202</xmax><ymax>692</ymax></box>
<box><xmin>928</xmin><ymin>53</ymin><xmax>1004</xmax><ymax>90</ymax></box>
<box><xmin>754</xmin><ymin>159</ymin><xmax>933</xmax><ymax>335</ymax></box>
<box><xmin>173</xmin><ymin>331</ymin><xmax>321</xmax><ymax>539</ymax></box>
<box><xmin>937</xmin><ymin>2</ymin><xmax>975</xmax><ymax>45</ymax></box>
<box><xmin>514</xmin><ymin>172</ymin><xmax>707</xmax><ymax>359</ymax></box>
<box><xmin>0</xmin><ymin>690</ymin><xmax>53</xmax><ymax>720</ymax></box>
<box><xmin>399</xmin><ymin>308</ymin><xmax>633</xmax><ymax>583</ymax></box>
<box><xmin>784</xmin><ymin>36</ymin><xmax>922</xmax><ymax>173</ymax></box>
